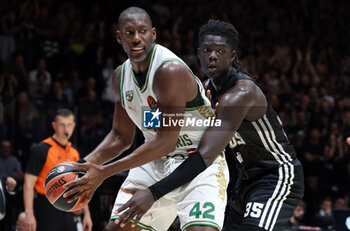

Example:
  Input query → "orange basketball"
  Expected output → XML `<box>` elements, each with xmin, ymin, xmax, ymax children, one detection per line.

<box><xmin>44</xmin><ymin>162</ymin><xmax>88</xmax><ymax>212</ymax></box>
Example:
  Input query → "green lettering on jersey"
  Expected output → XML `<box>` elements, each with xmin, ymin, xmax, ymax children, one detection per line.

<box><xmin>183</xmin><ymin>134</ymin><xmax>193</xmax><ymax>146</ymax></box>
<box><xmin>176</xmin><ymin>134</ymin><xmax>193</xmax><ymax>148</ymax></box>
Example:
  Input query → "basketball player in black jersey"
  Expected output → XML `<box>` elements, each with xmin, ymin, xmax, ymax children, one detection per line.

<box><xmin>114</xmin><ymin>20</ymin><xmax>304</xmax><ymax>231</ymax></box>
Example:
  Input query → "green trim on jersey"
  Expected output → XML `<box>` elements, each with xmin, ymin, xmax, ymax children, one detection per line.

<box><xmin>131</xmin><ymin>43</ymin><xmax>158</xmax><ymax>93</ymax></box>
<box><xmin>150</xmin><ymin>58</ymin><xmax>208</xmax><ymax>110</ymax></box>
<box><xmin>120</xmin><ymin>63</ymin><xmax>126</xmax><ymax>108</ymax></box>
<box><xmin>150</xmin><ymin>57</ymin><xmax>183</xmax><ymax>97</ymax></box>
<box><xmin>110</xmin><ymin>215</ymin><xmax>156</xmax><ymax>231</ymax></box>
<box><xmin>185</xmin><ymin>75</ymin><xmax>210</xmax><ymax>111</ymax></box>
<box><xmin>182</xmin><ymin>220</ymin><xmax>221</xmax><ymax>231</ymax></box>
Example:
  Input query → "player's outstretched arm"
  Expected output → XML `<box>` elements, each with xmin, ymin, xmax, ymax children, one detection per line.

<box><xmin>83</xmin><ymin>66</ymin><xmax>136</xmax><ymax>165</ymax></box>
<box><xmin>114</xmin><ymin>80</ymin><xmax>267</xmax><ymax>226</ymax></box>
<box><xmin>63</xmin><ymin>66</ymin><xmax>136</xmax><ymax>203</ymax></box>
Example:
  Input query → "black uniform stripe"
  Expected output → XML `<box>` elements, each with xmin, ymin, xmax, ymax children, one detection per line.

<box><xmin>258</xmin><ymin>118</ymin><xmax>288</xmax><ymax>163</ymax></box>
<box><xmin>262</xmin><ymin>115</ymin><xmax>295</xmax><ymax>231</ymax></box>
<box><xmin>268</xmin><ymin>164</ymin><xmax>294</xmax><ymax>231</ymax></box>
<box><xmin>251</xmin><ymin>120</ymin><xmax>283</xmax><ymax>164</ymax></box>
<box><xmin>250</xmin><ymin>117</ymin><xmax>294</xmax><ymax>230</ymax></box>
<box><xmin>251</xmin><ymin>120</ymin><xmax>286</xmax><ymax>229</ymax></box>
<box><xmin>257</xmin><ymin>116</ymin><xmax>295</xmax><ymax>230</ymax></box>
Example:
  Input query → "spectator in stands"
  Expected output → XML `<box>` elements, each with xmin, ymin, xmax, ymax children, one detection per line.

<box><xmin>333</xmin><ymin>196</ymin><xmax>349</xmax><ymax>210</ymax></box>
<box><xmin>0</xmin><ymin>177</ymin><xmax>17</xmax><ymax>226</ymax></box>
<box><xmin>101</xmin><ymin>57</ymin><xmax>115</xmax><ymax>104</ymax></box>
<box><xmin>28</xmin><ymin>58</ymin><xmax>51</xmax><ymax>91</ymax></box>
<box><xmin>0</xmin><ymin>139</ymin><xmax>23</xmax><ymax>181</ymax></box>
<box><xmin>311</xmin><ymin>196</ymin><xmax>335</xmax><ymax>230</ymax></box>
<box><xmin>286</xmin><ymin>200</ymin><xmax>306</xmax><ymax>228</ymax></box>
<box><xmin>28</xmin><ymin>71</ymin><xmax>50</xmax><ymax>99</ymax></box>
<box><xmin>0</xmin><ymin>140</ymin><xmax>21</xmax><ymax>231</ymax></box>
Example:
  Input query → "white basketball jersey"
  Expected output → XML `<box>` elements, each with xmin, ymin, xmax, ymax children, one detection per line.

<box><xmin>120</xmin><ymin>44</ymin><xmax>214</xmax><ymax>158</ymax></box>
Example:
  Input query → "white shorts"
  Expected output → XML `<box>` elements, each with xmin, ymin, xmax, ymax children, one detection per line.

<box><xmin>110</xmin><ymin>153</ymin><xmax>229</xmax><ymax>231</ymax></box>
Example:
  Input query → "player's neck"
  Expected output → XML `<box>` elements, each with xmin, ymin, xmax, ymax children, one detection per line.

<box><xmin>211</xmin><ymin>70</ymin><xmax>231</xmax><ymax>93</ymax></box>
<box><xmin>130</xmin><ymin>53</ymin><xmax>152</xmax><ymax>74</ymax></box>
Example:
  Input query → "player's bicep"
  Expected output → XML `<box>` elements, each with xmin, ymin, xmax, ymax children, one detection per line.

<box><xmin>152</xmin><ymin>62</ymin><xmax>189</xmax><ymax>140</ymax></box>
<box><xmin>153</xmin><ymin>62</ymin><xmax>189</xmax><ymax>108</ymax></box>
<box><xmin>218</xmin><ymin>80</ymin><xmax>264</xmax><ymax>130</ymax></box>
<box><xmin>111</xmin><ymin>101</ymin><xmax>135</xmax><ymax>138</ymax></box>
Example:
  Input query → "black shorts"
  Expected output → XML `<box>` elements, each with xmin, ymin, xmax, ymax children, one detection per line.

<box><xmin>223</xmin><ymin>160</ymin><xmax>304</xmax><ymax>231</ymax></box>
<box><xmin>34</xmin><ymin>194</ymin><xmax>77</xmax><ymax>231</ymax></box>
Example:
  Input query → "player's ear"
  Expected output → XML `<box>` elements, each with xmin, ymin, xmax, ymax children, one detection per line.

<box><xmin>231</xmin><ymin>50</ymin><xmax>236</xmax><ymax>63</ymax></box>
<box><xmin>116</xmin><ymin>30</ymin><xmax>121</xmax><ymax>44</ymax></box>
<box><xmin>152</xmin><ymin>27</ymin><xmax>157</xmax><ymax>41</ymax></box>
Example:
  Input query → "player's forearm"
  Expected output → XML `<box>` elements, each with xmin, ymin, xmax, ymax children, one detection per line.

<box><xmin>84</xmin><ymin>130</ymin><xmax>132</xmax><ymax>165</ymax></box>
<box><xmin>198</xmin><ymin>130</ymin><xmax>234</xmax><ymax>166</ymax></box>
<box><xmin>102</xmin><ymin>135</ymin><xmax>177</xmax><ymax>178</ymax></box>
<box><xmin>148</xmin><ymin>151</ymin><xmax>207</xmax><ymax>200</ymax></box>
<box><xmin>146</xmin><ymin>131</ymin><xmax>233</xmax><ymax>201</ymax></box>
<box><xmin>147</xmin><ymin>122</ymin><xmax>237</xmax><ymax>200</ymax></box>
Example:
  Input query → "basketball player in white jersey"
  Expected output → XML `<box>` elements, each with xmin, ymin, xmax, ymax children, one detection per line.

<box><xmin>64</xmin><ymin>7</ymin><xmax>229</xmax><ymax>231</ymax></box>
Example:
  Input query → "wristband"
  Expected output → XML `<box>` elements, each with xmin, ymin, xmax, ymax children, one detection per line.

<box><xmin>148</xmin><ymin>151</ymin><xmax>207</xmax><ymax>201</ymax></box>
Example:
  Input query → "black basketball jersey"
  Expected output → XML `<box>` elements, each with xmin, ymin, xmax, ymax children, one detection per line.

<box><xmin>207</xmin><ymin>68</ymin><xmax>297</xmax><ymax>180</ymax></box>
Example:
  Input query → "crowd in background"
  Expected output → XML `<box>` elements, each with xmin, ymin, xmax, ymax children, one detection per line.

<box><xmin>0</xmin><ymin>0</ymin><xmax>349</xmax><ymax>230</ymax></box>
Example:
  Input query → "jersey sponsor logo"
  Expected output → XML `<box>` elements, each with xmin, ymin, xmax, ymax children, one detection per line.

<box><xmin>126</xmin><ymin>90</ymin><xmax>133</xmax><ymax>102</ymax></box>
<box><xmin>147</xmin><ymin>95</ymin><xmax>158</xmax><ymax>110</ymax></box>
<box><xmin>229</xmin><ymin>132</ymin><xmax>246</xmax><ymax>149</ymax></box>
<box><xmin>143</xmin><ymin>109</ymin><xmax>161</xmax><ymax>128</ymax></box>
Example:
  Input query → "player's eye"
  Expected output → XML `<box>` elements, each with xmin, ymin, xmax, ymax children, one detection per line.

<box><xmin>140</xmin><ymin>29</ymin><xmax>146</xmax><ymax>34</ymax></box>
<box><xmin>218</xmin><ymin>49</ymin><xmax>226</xmax><ymax>54</ymax></box>
<box><xmin>200</xmin><ymin>47</ymin><xmax>211</xmax><ymax>53</ymax></box>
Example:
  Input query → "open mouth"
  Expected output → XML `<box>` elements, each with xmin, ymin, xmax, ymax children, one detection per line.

<box><xmin>208</xmin><ymin>65</ymin><xmax>217</xmax><ymax>72</ymax></box>
<box><xmin>132</xmin><ymin>47</ymin><xmax>144</xmax><ymax>54</ymax></box>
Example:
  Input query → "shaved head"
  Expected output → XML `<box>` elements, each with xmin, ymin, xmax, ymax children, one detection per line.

<box><xmin>118</xmin><ymin>7</ymin><xmax>152</xmax><ymax>29</ymax></box>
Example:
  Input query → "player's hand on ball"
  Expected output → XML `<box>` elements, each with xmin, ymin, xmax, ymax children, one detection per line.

<box><xmin>114</xmin><ymin>188</ymin><xmax>155</xmax><ymax>228</ymax></box>
<box><xmin>63</xmin><ymin>161</ymin><xmax>105</xmax><ymax>204</ymax></box>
